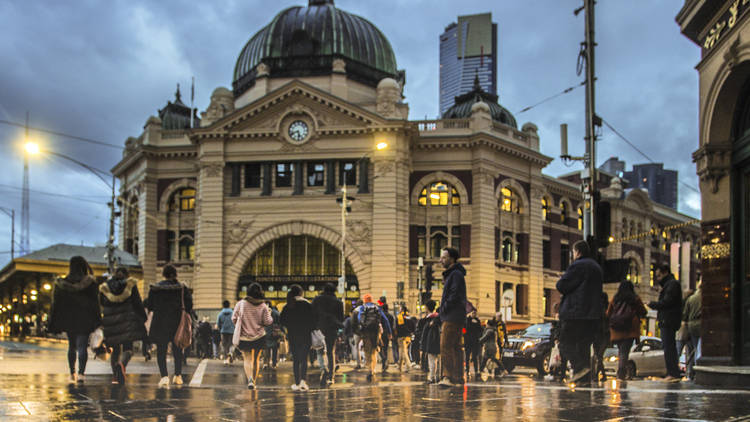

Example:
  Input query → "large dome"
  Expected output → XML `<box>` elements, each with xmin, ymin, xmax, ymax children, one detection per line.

<box><xmin>233</xmin><ymin>0</ymin><xmax>400</xmax><ymax>97</ymax></box>
<box><xmin>442</xmin><ymin>76</ymin><xmax>517</xmax><ymax>128</ymax></box>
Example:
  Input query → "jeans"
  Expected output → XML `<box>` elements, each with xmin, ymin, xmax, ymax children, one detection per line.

<box><xmin>558</xmin><ymin>319</ymin><xmax>596</xmax><ymax>374</ymax></box>
<box><xmin>427</xmin><ymin>353</ymin><xmax>440</xmax><ymax>381</ymax></box>
<box><xmin>156</xmin><ymin>341</ymin><xmax>183</xmax><ymax>377</ymax></box>
<box><xmin>220</xmin><ymin>333</ymin><xmax>233</xmax><ymax>359</ymax></box>
<box><xmin>289</xmin><ymin>335</ymin><xmax>311</xmax><ymax>385</ymax></box>
<box><xmin>67</xmin><ymin>333</ymin><xmax>88</xmax><ymax>375</ymax></box>
<box><xmin>362</xmin><ymin>333</ymin><xmax>380</xmax><ymax>376</ymax></box>
<box><xmin>614</xmin><ymin>338</ymin><xmax>634</xmax><ymax>379</ymax></box>
<box><xmin>379</xmin><ymin>335</ymin><xmax>390</xmax><ymax>371</ymax></box>
<box><xmin>398</xmin><ymin>338</ymin><xmax>412</xmax><ymax>371</ymax></box>
<box><xmin>686</xmin><ymin>334</ymin><xmax>700</xmax><ymax>379</ymax></box>
<box><xmin>350</xmin><ymin>334</ymin><xmax>363</xmax><ymax>366</ymax></box>
<box><xmin>659</xmin><ymin>322</ymin><xmax>680</xmax><ymax>378</ymax></box>
<box><xmin>440</xmin><ymin>321</ymin><xmax>464</xmax><ymax>384</ymax></box>
<box><xmin>323</xmin><ymin>333</ymin><xmax>336</xmax><ymax>379</ymax></box>
<box><xmin>110</xmin><ymin>342</ymin><xmax>134</xmax><ymax>373</ymax></box>
<box><xmin>265</xmin><ymin>346</ymin><xmax>278</xmax><ymax>367</ymax></box>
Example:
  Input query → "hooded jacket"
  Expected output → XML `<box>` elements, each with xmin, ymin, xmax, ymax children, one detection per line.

<box><xmin>311</xmin><ymin>292</ymin><xmax>344</xmax><ymax>337</ymax></box>
<box><xmin>280</xmin><ymin>296</ymin><xmax>317</xmax><ymax>341</ymax></box>
<box><xmin>99</xmin><ymin>277</ymin><xmax>147</xmax><ymax>345</ymax></box>
<box><xmin>479</xmin><ymin>323</ymin><xmax>499</xmax><ymax>355</ymax></box>
<box><xmin>420</xmin><ymin>312</ymin><xmax>441</xmax><ymax>355</ymax></box>
<box><xmin>232</xmin><ymin>297</ymin><xmax>273</xmax><ymax>342</ymax></box>
<box><xmin>439</xmin><ymin>263</ymin><xmax>467</xmax><ymax>324</ymax></box>
<box><xmin>144</xmin><ymin>279</ymin><xmax>193</xmax><ymax>344</ymax></box>
<box><xmin>216</xmin><ymin>307</ymin><xmax>235</xmax><ymax>335</ymax></box>
<box><xmin>556</xmin><ymin>257</ymin><xmax>603</xmax><ymax>320</ymax></box>
<box><xmin>648</xmin><ymin>273</ymin><xmax>682</xmax><ymax>329</ymax></box>
<box><xmin>48</xmin><ymin>275</ymin><xmax>101</xmax><ymax>335</ymax></box>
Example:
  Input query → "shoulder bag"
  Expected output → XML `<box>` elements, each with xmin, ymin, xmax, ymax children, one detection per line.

<box><xmin>173</xmin><ymin>286</ymin><xmax>193</xmax><ymax>349</ymax></box>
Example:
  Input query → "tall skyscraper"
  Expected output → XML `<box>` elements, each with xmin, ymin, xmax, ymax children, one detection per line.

<box><xmin>625</xmin><ymin>163</ymin><xmax>678</xmax><ymax>210</ymax></box>
<box><xmin>439</xmin><ymin>13</ymin><xmax>497</xmax><ymax>116</ymax></box>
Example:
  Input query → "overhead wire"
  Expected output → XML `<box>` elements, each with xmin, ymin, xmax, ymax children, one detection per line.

<box><xmin>517</xmin><ymin>81</ymin><xmax>586</xmax><ymax>114</ymax></box>
<box><xmin>0</xmin><ymin>118</ymin><xmax>123</xmax><ymax>150</ymax></box>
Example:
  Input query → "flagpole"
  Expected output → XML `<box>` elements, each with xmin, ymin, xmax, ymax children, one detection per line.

<box><xmin>190</xmin><ymin>76</ymin><xmax>195</xmax><ymax>128</ymax></box>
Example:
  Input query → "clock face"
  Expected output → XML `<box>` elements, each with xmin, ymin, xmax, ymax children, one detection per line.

<box><xmin>288</xmin><ymin>120</ymin><xmax>309</xmax><ymax>142</ymax></box>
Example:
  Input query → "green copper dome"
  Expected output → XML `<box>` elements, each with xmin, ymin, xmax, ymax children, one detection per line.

<box><xmin>442</xmin><ymin>76</ymin><xmax>517</xmax><ymax>128</ymax></box>
<box><xmin>233</xmin><ymin>0</ymin><xmax>401</xmax><ymax>97</ymax></box>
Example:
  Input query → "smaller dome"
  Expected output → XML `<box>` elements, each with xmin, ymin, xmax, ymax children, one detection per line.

<box><xmin>471</xmin><ymin>100</ymin><xmax>490</xmax><ymax>114</ymax></box>
<box><xmin>377</xmin><ymin>78</ymin><xmax>400</xmax><ymax>90</ymax></box>
<box><xmin>158</xmin><ymin>84</ymin><xmax>200</xmax><ymax>130</ymax></box>
<box><xmin>211</xmin><ymin>87</ymin><xmax>232</xmax><ymax>99</ymax></box>
<box><xmin>442</xmin><ymin>75</ymin><xmax>517</xmax><ymax>128</ymax></box>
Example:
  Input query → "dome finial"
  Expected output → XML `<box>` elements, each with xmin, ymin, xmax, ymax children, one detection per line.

<box><xmin>175</xmin><ymin>83</ymin><xmax>182</xmax><ymax>103</ymax></box>
<box><xmin>309</xmin><ymin>0</ymin><xmax>333</xmax><ymax>5</ymax></box>
<box><xmin>472</xmin><ymin>70</ymin><xmax>482</xmax><ymax>92</ymax></box>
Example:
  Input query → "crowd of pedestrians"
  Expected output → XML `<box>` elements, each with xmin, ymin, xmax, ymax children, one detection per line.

<box><xmin>45</xmin><ymin>242</ymin><xmax>703</xmax><ymax>390</ymax></box>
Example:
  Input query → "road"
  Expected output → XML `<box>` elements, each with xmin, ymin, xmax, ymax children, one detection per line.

<box><xmin>1</xmin><ymin>338</ymin><xmax>749</xmax><ymax>421</ymax></box>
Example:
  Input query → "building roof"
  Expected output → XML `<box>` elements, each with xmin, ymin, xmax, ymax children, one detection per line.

<box><xmin>441</xmin><ymin>75</ymin><xmax>517</xmax><ymax>128</ymax></box>
<box><xmin>158</xmin><ymin>85</ymin><xmax>199</xmax><ymax>130</ymax></box>
<box><xmin>233</xmin><ymin>0</ymin><xmax>400</xmax><ymax>97</ymax></box>
<box><xmin>19</xmin><ymin>244</ymin><xmax>140</xmax><ymax>268</ymax></box>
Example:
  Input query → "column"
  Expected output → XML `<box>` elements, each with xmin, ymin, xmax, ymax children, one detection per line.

<box><xmin>470</xmin><ymin>158</ymin><xmax>496</xmax><ymax>318</ymax></box>
<box><xmin>195</xmin><ymin>159</ymin><xmax>225</xmax><ymax>310</ymax></box>
<box><xmin>527</xmin><ymin>182</ymin><xmax>546</xmax><ymax>321</ymax></box>
<box><xmin>138</xmin><ymin>177</ymin><xmax>158</xmax><ymax>288</ymax></box>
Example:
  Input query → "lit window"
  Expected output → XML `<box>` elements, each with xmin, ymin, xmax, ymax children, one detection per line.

<box><xmin>560</xmin><ymin>202</ymin><xmax>567</xmax><ymax>224</ymax></box>
<box><xmin>627</xmin><ymin>259</ymin><xmax>641</xmax><ymax>285</ymax></box>
<box><xmin>418</xmin><ymin>182</ymin><xmax>460</xmax><ymax>206</ymax></box>
<box><xmin>179</xmin><ymin>189</ymin><xmax>195</xmax><ymax>211</ymax></box>
<box><xmin>577</xmin><ymin>207</ymin><xmax>583</xmax><ymax>230</ymax></box>
<box><xmin>178</xmin><ymin>230</ymin><xmax>195</xmax><ymax>260</ymax></box>
<box><xmin>500</xmin><ymin>187</ymin><xmax>520</xmax><ymax>213</ymax></box>
<box><xmin>541</xmin><ymin>198</ymin><xmax>550</xmax><ymax>221</ymax></box>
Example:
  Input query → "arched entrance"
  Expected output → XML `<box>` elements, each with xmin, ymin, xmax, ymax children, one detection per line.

<box><xmin>237</xmin><ymin>235</ymin><xmax>360</xmax><ymax>307</ymax></box>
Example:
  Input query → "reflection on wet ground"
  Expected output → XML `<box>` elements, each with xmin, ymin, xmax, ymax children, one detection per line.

<box><xmin>1</xmin><ymin>339</ymin><xmax>750</xmax><ymax>421</ymax></box>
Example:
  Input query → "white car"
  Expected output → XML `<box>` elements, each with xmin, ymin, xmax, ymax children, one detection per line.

<box><xmin>603</xmin><ymin>336</ymin><xmax>668</xmax><ymax>378</ymax></box>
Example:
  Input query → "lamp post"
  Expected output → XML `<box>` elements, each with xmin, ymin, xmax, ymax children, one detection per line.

<box><xmin>24</xmin><ymin>143</ymin><xmax>119</xmax><ymax>274</ymax></box>
<box><xmin>0</xmin><ymin>207</ymin><xmax>15</xmax><ymax>259</ymax></box>
<box><xmin>337</xmin><ymin>141</ymin><xmax>388</xmax><ymax>295</ymax></box>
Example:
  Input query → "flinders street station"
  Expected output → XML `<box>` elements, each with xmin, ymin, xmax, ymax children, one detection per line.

<box><xmin>112</xmin><ymin>0</ymin><xmax>699</xmax><ymax>327</ymax></box>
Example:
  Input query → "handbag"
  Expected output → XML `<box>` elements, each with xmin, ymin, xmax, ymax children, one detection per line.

<box><xmin>173</xmin><ymin>286</ymin><xmax>193</xmax><ymax>349</ymax></box>
<box><xmin>548</xmin><ymin>343</ymin><xmax>562</xmax><ymax>369</ymax></box>
<box><xmin>311</xmin><ymin>329</ymin><xmax>326</xmax><ymax>350</ymax></box>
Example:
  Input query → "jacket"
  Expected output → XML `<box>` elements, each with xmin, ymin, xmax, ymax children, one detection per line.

<box><xmin>280</xmin><ymin>297</ymin><xmax>317</xmax><ymax>341</ymax></box>
<box><xmin>48</xmin><ymin>275</ymin><xmax>101</xmax><ymax>336</ymax></box>
<box><xmin>439</xmin><ymin>263</ymin><xmax>467</xmax><ymax>324</ymax></box>
<box><xmin>556</xmin><ymin>257</ymin><xmax>603</xmax><ymax>320</ymax></box>
<box><xmin>264</xmin><ymin>307</ymin><xmax>282</xmax><ymax>347</ymax></box>
<box><xmin>99</xmin><ymin>277</ymin><xmax>147</xmax><ymax>345</ymax></box>
<box><xmin>648</xmin><ymin>274</ymin><xmax>682</xmax><ymax>329</ymax></box>
<box><xmin>479</xmin><ymin>325</ymin><xmax>498</xmax><ymax>355</ymax></box>
<box><xmin>144</xmin><ymin>279</ymin><xmax>193</xmax><ymax>344</ymax></box>
<box><xmin>311</xmin><ymin>292</ymin><xmax>344</xmax><ymax>337</ymax></box>
<box><xmin>682</xmin><ymin>288</ymin><xmax>701</xmax><ymax>338</ymax></box>
<box><xmin>232</xmin><ymin>297</ymin><xmax>273</xmax><ymax>342</ymax></box>
<box><xmin>420</xmin><ymin>312</ymin><xmax>441</xmax><ymax>355</ymax></box>
<box><xmin>605</xmin><ymin>296</ymin><xmax>647</xmax><ymax>342</ymax></box>
<box><xmin>216</xmin><ymin>308</ymin><xmax>235</xmax><ymax>335</ymax></box>
<box><xmin>395</xmin><ymin>312</ymin><xmax>415</xmax><ymax>338</ymax></box>
<box><xmin>464</xmin><ymin>316</ymin><xmax>482</xmax><ymax>345</ymax></box>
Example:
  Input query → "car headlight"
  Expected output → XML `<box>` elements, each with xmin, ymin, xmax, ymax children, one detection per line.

<box><xmin>521</xmin><ymin>340</ymin><xmax>535</xmax><ymax>351</ymax></box>
<box><xmin>608</xmin><ymin>356</ymin><xmax>618</xmax><ymax>362</ymax></box>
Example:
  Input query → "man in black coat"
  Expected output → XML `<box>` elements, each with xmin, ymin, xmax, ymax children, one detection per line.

<box><xmin>311</xmin><ymin>283</ymin><xmax>344</xmax><ymax>384</ymax></box>
<box><xmin>648</xmin><ymin>263</ymin><xmax>683</xmax><ymax>380</ymax></box>
<box><xmin>464</xmin><ymin>309</ymin><xmax>482</xmax><ymax>379</ymax></box>
<box><xmin>556</xmin><ymin>240</ymin><xmax>603</xmax><ymax>383</ymax></box>
<box><xmin>438</xmin><ymin>247</ymin><xmax>467</xmax><ymax>387</ymax></box>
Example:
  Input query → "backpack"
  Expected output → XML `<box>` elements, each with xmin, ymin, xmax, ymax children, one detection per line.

<box><xmin>609</xmin><ymin>301</ymin><xmax>636</xmax><ymax>331</ymax></box>
<box><xmin>359</xmin><ymin>306</ymin><xmax>381</xmax><ymax>333</ymax></box>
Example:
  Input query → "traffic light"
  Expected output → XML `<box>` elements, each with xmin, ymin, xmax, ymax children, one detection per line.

<box><xmin>594</xmin><ymin>195</ymin><xmax>611</xmax><ymax>247</ymax></box>
<box><xmin>424</xmin><ymin>264</ymin><xmax>433</xmax><ymax>291</ymax></box>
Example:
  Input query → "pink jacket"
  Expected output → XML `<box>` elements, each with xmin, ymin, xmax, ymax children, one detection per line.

<box><xmin>232</xmin><ymin>298</ymin><xmax>273</xmax><ymax>343</ymax></box>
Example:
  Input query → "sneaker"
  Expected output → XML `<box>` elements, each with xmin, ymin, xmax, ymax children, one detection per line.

<box><xmin>69</xmin><ymin>374</ymin><xmax>77</xmax><ymax>384</ymax></box>
<box><xmin>158</xmin><ymin>376</ymin><xmax>170</xmax><ymax>388</ymax></box>
<box><xmin>424</xmin><ymin>377</ymin><xmax>434</xmax><ymax>385</ymax></box>
<box><xmin>570</xmin><ymin>368</ymin><xmax>590</xmax><ymax>383</ymax></box>
<box><xmin>229</xmin><ymin>354</ymin><xmax>234</xmax><ymax>364</ymax></box>
<box><xmin>320</xmin><ymin>371</ymin><xmax>328</xmax><ymax>387</ymax></box>
<box><xmin>437</xmin><ymin>378</ymin><xmax>453</xmax><ymax>387</ymax></box>
<box><xmin>223</xmin><ymin>359</ymin><xmax>230</xmax><ymax>366</ymax></box>
<box><xmin>291</xmin><ymin>383</ymin><xmax>300</xmax><ymax>391</ymax></box>
<box><xmin>76</xmin><ymin>374</ymin><xmax>85</xmax><ymax>384</ymax></box>
<box><xmin>247</xmin><ymin>378</ymin><xmax>255</xmax><ymax>390</ymax></box>
<box><xmin>117</xmin><ymin>363</ymin><xmax>126</xmax><ymax>384</ymax></box>
<box><xmin>299</xmin><ymin>380</ymin><xmax>309</xmax><ymax>391</ymax></box>
<box><xmin>172</xmin><ymin>375</ymin><xmax>183</xmax><ymax>385</ymax></box>
<box><xmin>366</xmin><ymin>373</ymin><xmax>373</xmax><ymax>383</ymax></box>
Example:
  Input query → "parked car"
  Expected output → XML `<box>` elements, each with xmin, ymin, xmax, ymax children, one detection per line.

<box><xmin>502</xmin><ymin>323</ymin><xmax>553</xmax><ymax>376</ymax></box>
<box><xmin>603</xmin><ymin>336</ymin><xmax>668</xmax><ymax>378</ymax></box>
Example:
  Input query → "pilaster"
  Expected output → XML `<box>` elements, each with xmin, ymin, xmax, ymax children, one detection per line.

<box><xmin>196</xmin><ymin>157</ymin><xmax>225</xmax><ymax>309</ymax></box>
<box><xmin>138</xmin><ymin>178</ymin><xmax>158</xmax><ymax>289</ymax></box>
<box><xmin>527</xmin><ymin>183</ymin><xmax>546</xmax><ymax>321</ymax></box>
<box><xmin>470</xmin><ymin>157</ymin><xmax>496</xmax><ymax>317</ymax></box>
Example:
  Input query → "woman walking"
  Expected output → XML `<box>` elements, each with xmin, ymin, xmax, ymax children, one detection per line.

<box><xmin>606</xmin><ymin>281</ymin><xmax>648</xmax><ymax>380</ymax></box>
<box><xmin>48</xmin><ymin>256</ymin><xmax>101</xmax><ymax>384</ymax></box>
<box><xmin>280</xmin><ymin>284</ymin><xmax>317</xmax><ymax>391</ymax></box>
<box><xmin>232</xmin><ymin>283</ymin><xmax>273</xmax><ymax>389</ymax></box>
<box><xmin>99</xmin><ymin>267</ymin><xmax>147</xmax><ymax>384</ymax></box>
<box><xmin>144</xmin><ymin>264</ymin><xmax>193</xmax><ymax>388</ymax></box>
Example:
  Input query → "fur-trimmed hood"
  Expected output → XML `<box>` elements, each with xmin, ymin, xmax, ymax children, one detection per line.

<box><xmin>148</xmin><ymin>279</ymin><xmax>184</xmax><ymax>291</ymax></box>
<box><xmin>100</xmin><ymin>278</ymin><xmax>138</xmax><ymax>303</ymax></box>
<box><xmin>55</xmin><ymin>275</ymin><xmax>96</xmax><ymax>292</ymax></box>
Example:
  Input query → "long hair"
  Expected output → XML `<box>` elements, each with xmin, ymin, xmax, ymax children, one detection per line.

<box><xmin>286</xmin><ymin>284</ymin><xmax>303</xmax><ymax>307</ymax></box>
<box><xmin>67</xmin><ymin>256</ymin><xmax>92</xmax><ymax>282</ymax></box>
<box><xmin>612</xmin><ymin>281</ymin><xmax>637</xmax><ymax>306</ymax></box>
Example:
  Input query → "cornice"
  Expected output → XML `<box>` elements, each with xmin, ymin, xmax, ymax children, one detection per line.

<box><xmin>414</xmin><ymin>135</ymin><xmax>553</xmax><ymax>167</ymax></box>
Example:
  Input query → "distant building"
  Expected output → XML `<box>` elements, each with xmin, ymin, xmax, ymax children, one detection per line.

<box><xmin>439</xmin><ymin>13</ymin><xmax>497</xmax><ymax>116</ymax></box>
<box><xmin>598</xmin><ymin>157</ymin><xmax>678</xmax><ymax>210</ymax></box>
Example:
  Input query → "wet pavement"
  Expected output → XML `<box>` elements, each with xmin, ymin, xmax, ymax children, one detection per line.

<box><xmin>2</xmin><ymin>338</ymin><xmax>750</xmax><ymax>421</ymax></box>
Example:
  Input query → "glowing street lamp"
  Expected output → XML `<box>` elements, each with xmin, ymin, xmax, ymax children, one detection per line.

<box><xmin>24</xmin><ymin>142</ymin><xmax>40</xmax><ymax>155</ymax></box>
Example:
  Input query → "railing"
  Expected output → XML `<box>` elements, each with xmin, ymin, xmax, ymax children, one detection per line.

<box><xmin>162</xmin><ymin>130</ymin><xmax>191</xmax><ymax>139</ymax></box>
<box><xmin>415</xmin><ymin>119</ymin><xmax>470</xmax><ymax>132</ymax></box>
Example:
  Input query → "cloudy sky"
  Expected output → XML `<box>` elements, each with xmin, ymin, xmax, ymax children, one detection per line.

<box><xmin>0</xmin><ymin>0</ymin><xmax>700</xmax><ymax>264</ymax></box>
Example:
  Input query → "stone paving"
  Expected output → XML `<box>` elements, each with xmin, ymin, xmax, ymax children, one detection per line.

<box><xmin>2</xmin><ymin>338</ymin><xmax>750</xmax><ymax>421</ymax></box>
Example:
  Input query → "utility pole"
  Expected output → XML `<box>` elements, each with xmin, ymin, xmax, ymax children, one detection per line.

<box><xmin>0</xmin><ymin>207</ymin><xmax>14</xmax><ymax>259</ymax></box>
<box><xmin>582</xmin><ymin>0</ymin><xmax>597</xmax><ymax>241</ymax></box>
<box><xmin>107</xmin><ymin>175</ymin><xmax>117</xmax><ymax>274</ymax></box>
<box><xmin>21</xmin><ymin>112</ymin><xmax>30</xmax><ymax>256</ymax></box>
<box><xmin>340</xmin><ymin>182</ymin><xmax>347</xmax><ymax>292</ymax></box>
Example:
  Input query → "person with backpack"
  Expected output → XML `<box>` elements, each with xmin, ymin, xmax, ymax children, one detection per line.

<box><xmin>216</xmin><ymin>300</ymin><xmax>235</xmax><ymax>365</ymax></box>
<box><xmin>606</xmin><ymin>280</ymin><xmax>648</xmax><ymax>380</ymax></box>
<box><xmin>356</xmin><ymin>293</ymin><xmax>392</xmax><ymax>382</ymax></box>
<box><xmin>263</xmin><ymin>301</ymin><xmax>282</xmax><ymax>370</ymax></box>
<box><xmin>48</xmin><ymin>256</ymin><xmax>101</xmax><ymax>384</ymax></box>
<box><xmin>232</xmin><ymin>282</ymin><xmax>273</xmax><ymax>389</ymax></box>
<box><xmin>395</xmin><ymin>306</ymin><xmax>415</xmax><ymax>372</ymax></box>
<box><xmin>197</xmin><ymin>316</ymin><xmax>213</xmax><ymax>359</ymax></box>
<box><xmin>99</xmin><ymin>266</ymin><xmax>147</xmax><ymax>385</ymax></box>
<box><xmin>464</xmin><ymin>309</ymin><xmax>482</xmax><ymax>380</ymax></box>
<box><xmin>311</xmin><ymin>283</ymin><xmax>344</xmax><ymax>385</ymax></box>
<box><xmin>378</xmin><ymin>302</ymin><xmax>396</xmax><ymax>373</ymax></box>
<box><xmin>419</xmin><ymin>300</ymin><xmax>441</xmax><ymax>384</ymax></box>
<box><xmin>479</xmin><ymin>319</ymin><xmax>502</xmax><ymax>379</ymax></box>
<box><xmin>280</xmin><ymin>284</ymin><xmax>317</xmax><ymax>391</ymax></box>
<box><xmin>144</xmin><ymin>264</ymin><xmax>193</xmax><ymax>388</ymax></box>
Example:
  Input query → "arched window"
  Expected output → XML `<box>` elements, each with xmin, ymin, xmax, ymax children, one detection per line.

<box><xmin>541</xmin><ymin>197</ymin><xmax>550</xmax><ymax>221</ymax></box>
<box><xmin>418</xmin><ymin>182</ymin><xmax>460</xmax><ymax>206</ymax></box>
<box><xmin>577</xmin><ymin>207</ymin><xmax>583</xmax><ymax>231</ymax></box>
<box><xmin>500</xmin><ymin>187</ymin><xmax>521</xmax><ymax>213</ymax></box>
<box><xmin>430</xmin><ymin>226</ymin><xmax>449</xmax><ymax>258</ymax></box>
<box><xmin>170</xmin><ymin>188</ymin><xmax>196</xmax><ymax>211</ymax></box>
<box><xmin>622</xmin><ymin>218</ymin><xmax>628</xmax><ymax>238</ymax></box>
<box><xmin>502</xmin><ymin>237</ymin><xmax>516</xmax><ymax>263</ymax></box>
<box><xmin>626</xmin><ymin>259</ymin><xmax>640</xmax><ymax>285</ymax></box>
<box><xmin>560</xmin><ymin>202</ymin><xmax>568</xmax><ymax>224</ymax></box>
<box><xmin>178</xmin><ymin>231</ymin><xmax>195</xmax><ymax>261</ymax></box>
